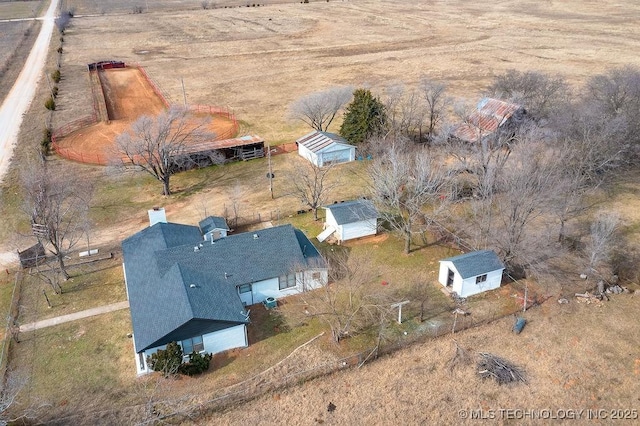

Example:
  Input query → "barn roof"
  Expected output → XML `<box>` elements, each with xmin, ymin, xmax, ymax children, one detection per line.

<box><xmin>451</xmin><ymin>98</ymin><xmax>524</xmax><ymax>143</ymax></box>
<box><xmin>296</xmin><ymin>131</ymin><xmax>354</xmax><ymax>153</ymax></box>
<box><xmin>182</xmin><ymin>135</ymin><xmax>264</xmax><ymax>155</ymax></box>
<box><xmin>324</xmin><ymin>199</ymin><xmax>378</xmax><ymax>225</ymax></box>
<box><xmin>122</xmin><ymin>222</ymin><xmax>325</xmax><ymax>352</ymax></box>
<box><xmin>441</xmin><ymin>250</ymin><xmax>505</xmax><ymax>279</ymax></box>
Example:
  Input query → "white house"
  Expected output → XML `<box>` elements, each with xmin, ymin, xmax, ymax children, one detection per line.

<box><xmin>122</xmin><ymin>218</ymin><xmax>327</xmax><ymax>375</ymax></box>
<box><xmin>297</xmin><ymin>130</ymin><xmax>356</xmax><ymax>167</ymax></box>
<box><xmin>319</xmin><ymin>199</ymin><xmax>378</xmax><ymax>243</ymax></box>
<box><xmin>438</xmin><ymin>250</ymin><xmax>505</xmax><ymax>298</ymax></box>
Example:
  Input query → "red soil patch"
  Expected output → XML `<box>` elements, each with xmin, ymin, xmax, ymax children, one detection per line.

<box><xmin>56</xmin><ymin>67</ymin><xmax>237</xmax><ymax>164</ymax></box>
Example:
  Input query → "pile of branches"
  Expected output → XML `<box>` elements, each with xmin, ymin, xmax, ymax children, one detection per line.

<box><xmin>477</xmin><ymin>352</ymin><xmax>526</xmax><ymax>385</ymax></box>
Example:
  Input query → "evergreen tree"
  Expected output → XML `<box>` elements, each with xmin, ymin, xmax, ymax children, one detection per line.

<box><xmin>147</xmin><ymin>341</ymin><xmax>183</xmax><ymax>377</ymax></box>
<box><xmin>339</xmin><ymin>89</ymin><xmax>386</xmax><ymax>145</ymax></box>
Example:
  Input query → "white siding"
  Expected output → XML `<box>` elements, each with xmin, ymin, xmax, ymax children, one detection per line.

<box><xmin>340</xmin><ymin>218</ymin><xmax>377</xmax><ymax>241</ymax></box>
<box><xmin>202</xmin><ymin>324</ymin><xmax>247</xmax><ymax>355</ymax></box>
<box><xmin>325</xmin><ymin>209</ymin><xmax>339</xmax><ymax>230</ymax></box>
<box><xmin>321</xmin><ymin>147</ymin><xmax>354</xmax><ymax>166</ymax></box>
<box><xmin>298</xmin><ymin>144</ymin><xmax>320</xmax><ymax>166</ymax></box>
<box><xmin>438</xmin><ymin>260</ymin><xmax>503</xmax><ymax>298</ymax></box>
<box><xmin>458</xmin><ymin>269</ymin><xmax>502</xmax><ymax>298</ymax></box>
<box><xmin>134</xmin><ymin>325</ymin><xmax>248</xmax><ymax>376</ymax></box>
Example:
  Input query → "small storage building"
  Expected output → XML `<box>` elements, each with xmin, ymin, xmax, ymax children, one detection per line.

<box><xmin>319</xmin><ymin>199</ymin><xmax>378</xmax><ymax>243</ymax></box>
<box><xmin>297</xmin><ymin>131</ymin><xmax>356</xmax><ymax>167</ymax></box>
<box><xmin>438</xmin><ymin>250</ymin><xmax>504</xmax><ymax>298</ymax></box>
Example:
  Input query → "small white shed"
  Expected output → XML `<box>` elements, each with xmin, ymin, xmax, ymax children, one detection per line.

<box><xmin>320</xmin><ymin>199</ymin><xmax>378</xmax><ymax>243</ymax></box>
<box><xmin>297</xmin><ymin>131</ymin><xmax>356</xmax><ymax>167</ymax></box>
<box><xmin>438</xmin><ymin>250</ymin><xmax>504</xmax><ymax>298</ymax></box>
<box><xmin>199</xmin><ymin>216</ymin><xmax>229</xmax><ymax>242</ymax></box>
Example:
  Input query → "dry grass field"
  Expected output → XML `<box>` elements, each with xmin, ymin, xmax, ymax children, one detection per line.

<box><xmin>2</xmin><ymin>0</ymin><xmax>640</xmax><ymax>423</ymax></box>
<box><xmin>57</xmin><ymin>0</ymin><xmax>640</xmax><ymax>143</ymax></box>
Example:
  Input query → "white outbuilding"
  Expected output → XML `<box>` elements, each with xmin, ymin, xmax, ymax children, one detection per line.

<box><xmin>297</xmin><ymin>130</ymin><xmax>356</xmax><ymax>167</ymax></box>
<box><xmin>438</xmin><ymin>250</ymin><xmax>505</xmax><ymax>298</ymax></box>
<box><xmin>319</xmin><ymin>199</ymin><xmax>378</xmax><ymax>243</ymax></box>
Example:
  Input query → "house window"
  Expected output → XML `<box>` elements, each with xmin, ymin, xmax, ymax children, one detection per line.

<box><xmin>279</xmin><ymin>274</ymin><xmax>296</xmax><ymax>290</ymax></box>
<box><xmin>476</xmin><ymin>274</ymin><xmax>487</xmax><ymax>284</ymax></box>
<box><xmin>238</xmin><ymin>284</ymin><xmax>252</xmax><ymax>294</ymax></box>
<box><xmin>182</xmin><ymin>336</ymin><xmax>204</xmax><ymax>354</ymax></box>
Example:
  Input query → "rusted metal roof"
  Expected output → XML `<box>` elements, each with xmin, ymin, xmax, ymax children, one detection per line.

<box><xmin>451</xmin><ymin>98</ymin><xmax>524</xmax><ymax>143</ymax></box>
<box><xmin>296</xmin><ymin>130</ymin><xmax>352</xmax><ymax>153</ymax></box>
<box><xmin>182</xmin><ymin>135</ymin><xmax>264</xmax><ymax>155</ymax></box>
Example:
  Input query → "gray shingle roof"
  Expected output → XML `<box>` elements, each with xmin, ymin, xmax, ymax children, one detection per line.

<box><xmin>324</xmin><ymin>199</ymin><xmax>378</xmax><ymax>225</ymax></box>
<box><xmin>122</xmin><ymin>222</ymin><xmax>325</xmax><ymax>352</ymax></box>
<box><xmin>441</xmin><ymin>250</ymin><xmax>505</xmax><ymax>279</ymax></box>
<box><xmin>199</xmin><ymin>216</ymin><xmax>229</xmax><ymax>234</ymax></box>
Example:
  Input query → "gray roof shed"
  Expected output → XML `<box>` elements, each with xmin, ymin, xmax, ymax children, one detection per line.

<box><xmin>442</xmin><ymin>250</ymin><xmax>505</xmax><ymax>279</ymax></box>
<box><xmin>324</xmin><ymin>199</ymin><xmax>378</xmax><ymax>225</ymax></box>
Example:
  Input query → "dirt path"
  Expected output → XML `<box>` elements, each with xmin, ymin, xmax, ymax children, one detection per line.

<box><xmin>0</xmin><ymin>0</ymin><xmax>59</xmax><ymax>182</ymax></box>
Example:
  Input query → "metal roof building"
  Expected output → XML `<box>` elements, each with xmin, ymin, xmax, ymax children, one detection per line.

<box><xmin>297</xmin><ymin>130</ymin><xmax>356</xmax><ymax>167</ymax></box>
<box><xmin>451</xmin><ymin>98</ymin><xmax>526</xmax><ymax>143</ymax></box>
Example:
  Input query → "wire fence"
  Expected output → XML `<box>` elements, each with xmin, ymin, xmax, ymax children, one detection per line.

<box><xmin>187</xmin><ymin>104</ymin><xmax>239</xmax><ymax>141</ymax></box>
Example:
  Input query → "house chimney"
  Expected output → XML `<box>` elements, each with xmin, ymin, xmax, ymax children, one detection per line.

<box><xmin>148</xmin><ymin>207</ymin><xmax>167</xmax><ymax>227</ymax></box>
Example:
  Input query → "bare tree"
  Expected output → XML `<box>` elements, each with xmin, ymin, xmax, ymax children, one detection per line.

<box><xmin>369</xmin><ymin>142</ymin><xmax>451</xmax><ymax>254</ymax></box>
<box><xmin>587</xmin><ymin>211</ymin><xmax>620</xmax><ymax>276</ymax></box>
<box><xmin>288</xmin><ymin>160</ymin><xmax>340</xmax><ymax>220</ymax></box>
<box><xmin>21</xmin><ymin>159</ymin><xmax>92</xmax><ymax>280</ymax></box>
<box><xmin>383</xmin><ymin>84</ymin><xmax>424</xmax><ymax>141</ymax></box>
<box><xmin>0</xmin><ymin>369</ymin><xmax>33</xmax><ymax>425</ymax></box>
<box><xmin>487</xmin><ymin>69</ymin><xmax>569</xmax><ymax>121</ymax></box>
<box><xmin>299</xmin><ymin>250</ymin><xmax>391</xmax><ymax>343</ymax></box>
<box><xmin>116</xmin><ymin>106</ymin><xmax>215</xmax><ymax>196</ymax></box>
<box><xmin>289</xmin><ymin>86</ymin><xmax>353</xmax><ymax>132</ymax></box>
<box><xmin>419</xmin><ymin>77</ymin><xmax>449</xmax><ymax>141</ymax></box>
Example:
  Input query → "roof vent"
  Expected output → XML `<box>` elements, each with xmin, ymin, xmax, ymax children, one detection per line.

<box><xmin>189</xmin><ymin>284</ymin><xmax>196</xmax><ymax>288</ymax></box>
<box><xmin>224</xmin><ymin>272</ymin><xmax>228</xmax><ymax>279</ymax></box>
<box><xmin>253</xmin><ymin>234</ymin><xmax>259</xmax><ymax>239</ymax></box>
<box><xmin>194</xmin><ymin>246</ymin><xmax>200</xmax><ymax>252</ymax></box>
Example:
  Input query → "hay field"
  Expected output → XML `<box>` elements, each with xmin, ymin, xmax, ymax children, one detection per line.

<box><xmin>58</xmin><ymin>0</ymin><xmax>640</xmax><ymax>143</ymax></box>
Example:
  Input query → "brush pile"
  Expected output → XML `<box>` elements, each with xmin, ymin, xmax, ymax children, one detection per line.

<box><xmin>477</xmin><ymin>352</ymin><xmax>526</xmax><ymax>385</ymax></box>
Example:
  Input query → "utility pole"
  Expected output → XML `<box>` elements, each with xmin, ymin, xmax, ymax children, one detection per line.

<box><xmin>181</xmin><ymin>78</ymin><xmax>187</xmax><ymax>107</ymax></box>
<box><xmin>267</xmin><ymin>144</ymin><xmax>274</xmax><ymax>199</ymax></box>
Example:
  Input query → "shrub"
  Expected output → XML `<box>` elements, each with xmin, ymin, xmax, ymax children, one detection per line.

<box><xmin>57</xmin><ymin>47</ymin><xmax>63</xmax><ymax>54</ymax></box>
<box><xmin>45</xmin><ymin>97</ymin><xmax>56</xmax><ymax>111</ymax></box>
<box><xmin>41</xmin><ymin>128</ymin><xmax>52</xmax><ymax>155</ymax></box>
<box><xmin>132</xmin><ymin>6</ymin><xmax>144</xmax><ymax>14</ymax></box>
<box><xmin>147</xmin><ymin>342</ymin><xmax>183</xmax><ymax>377</ymax></box>
<box><xmin>179</xmin><ymin>351</ymin><xmax>212</xmax><ymax>376</ymax></box>
<box><xmin>52</xmin><ymin>86</ymin><xmax>58</xmax><ymax>98</ymax></box>
<box><xmin>51</xmin><ymin>69</ymin><xmax>61</xmax><ymax>83</ymax></box>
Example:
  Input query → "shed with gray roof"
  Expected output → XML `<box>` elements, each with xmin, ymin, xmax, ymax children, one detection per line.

<box><xmin>320</xmin><ymin>199</ymin><xmax>378</xmax><ymax>243</ymax></box>
<box><xmin>438</xmin><ymin>250</ymin><xmax>504</xmax><ymax>298</ymax></box>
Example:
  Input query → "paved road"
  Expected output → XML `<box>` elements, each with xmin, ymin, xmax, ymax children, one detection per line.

<box><xmin>0</xmin><ymin>0</ymin><xmax>60</xmax><ymax>182</ymax></box>
<box><xmin>18</xmin><ymin>300</ymin><xmax>129</xmax><ymax>333</ymax></box>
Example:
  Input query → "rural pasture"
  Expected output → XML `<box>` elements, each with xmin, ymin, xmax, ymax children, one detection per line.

<box><xmin>54</xmin><ymin>0</ymin><xmax>640</xmax><ymax>144</ymax></box>
<box><xmin>0</xmin><ymin>0</ymin><xmax>639</xmax><ymax>423</ymax></box>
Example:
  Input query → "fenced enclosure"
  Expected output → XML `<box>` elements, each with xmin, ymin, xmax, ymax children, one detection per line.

<box><xmin>50</xmin><ymin>62</ymin><xmax>240</xmax><ymax>166</ymax></box>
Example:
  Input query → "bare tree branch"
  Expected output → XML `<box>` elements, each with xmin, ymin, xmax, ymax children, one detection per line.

<box><xmin>289</xmin><ymin>86</ymin><xmax>353</xmax><ymax>132</ymax></box>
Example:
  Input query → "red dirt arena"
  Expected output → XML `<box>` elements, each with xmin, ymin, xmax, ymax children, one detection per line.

<box><xmin>54</xmin><ymin>66</ymin><xmax>238</xmax><ymax>165</ymax></box>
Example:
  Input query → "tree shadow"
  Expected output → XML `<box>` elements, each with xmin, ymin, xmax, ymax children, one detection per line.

<box><xmin>246</xmin><ymin>303</ymin><xmax>291</xmax><ymax>345</ymax></box>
